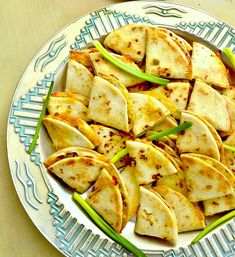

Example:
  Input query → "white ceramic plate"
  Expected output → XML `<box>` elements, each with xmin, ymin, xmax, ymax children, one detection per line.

<box><xmin>7</xmin><ymin>1</ymin><xmax>235</xmax><ymax>256</ymax></box>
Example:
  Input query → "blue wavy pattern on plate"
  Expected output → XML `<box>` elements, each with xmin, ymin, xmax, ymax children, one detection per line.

<box><xmin>9</xmin><ymin>6</ymin><xmax>235</xmax><ymax>257</ymax></box>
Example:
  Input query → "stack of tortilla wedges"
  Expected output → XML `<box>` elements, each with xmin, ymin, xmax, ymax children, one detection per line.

<box><xmin>43</xmin><ymin>23</ymin><xmax>235</xmax><ymax>244</ymax></box>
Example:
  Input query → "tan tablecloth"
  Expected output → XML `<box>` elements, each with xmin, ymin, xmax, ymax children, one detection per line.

<box><xmin>0</xmin><ymin>0</ymin><xmax>234</xmax><ymax>256</ymax></box>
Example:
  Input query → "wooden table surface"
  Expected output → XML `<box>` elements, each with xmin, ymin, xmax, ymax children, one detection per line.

<box><xmin>0</xmin><ymin>0</ymin><xmax>234</xmax><ymax>256</ymax></box>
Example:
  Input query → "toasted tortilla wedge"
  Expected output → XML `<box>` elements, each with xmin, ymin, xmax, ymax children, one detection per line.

<box><xmin>181</xmin><ymin>154</ymin><xmax>233</xmax><ymax>202</ymax></box>
<box><xmin>145</xmin><ymin>27</ymin><xmax>191</xmax><ymax>79</ymax></box>
<box><xmin>224</xmin><ymin>96</ymin><xmax>235</xmax><ymax>134</ymax></box>
<box><xmin>203</xmin><ymin>193</ymin><xmax>235</xmax><ymax>216</ymax></box>
<box><xmin>43</xmin><ymin>146</ymin><xmax>109</xmax><ymax>167</ymax></box>
<box><xmin>126</xmin><ymin>140</ymin><xmax>177</xmax><ymax>185</ymax></box>
<box><xmin>192</xmin><ymin>42</ymin><xmax>230</xmax><ymax>88</ymax></box>
<box><xmin>46</xmin><ymin>96</ymin><xmax>90</xmax><ymax>121</ymax></box>
<box><xmin>86</xmin><ymin>168</ymin><xmax>123</xmax><ymax>232</ymax></box>
<box><xmin>152</xmin><ymin>82</ymin><xmax>191</xmax><ymax>119</ymax></box>
<box><xmin>145</xmin><ymin>116</ymin><xmax>178</xmax><ymax>137</ymax></box>
<box><xmin>103</xmin><ymin>24</ymin><xmax>147</xmax><ymax>63</ymax></box>
<box><xmin>51</xmin><ymin>91</ymin><xmax>89</xmax><ymax>106</ymax></box>
<box><xmin>157</xmin><ymin>168</ymin><xmax>187</xmax><ymax>196</ymax></box>
<box><xmin>48</xmin><ymin>157</ymin><xmax>108</xmax><ymax>193</ymax></box>
<box><xmin>43</xmin><ymin>115</ymin><xmax>95</xmax><ymax>149</ymax></box>
<box><xmin>121</xmin><ymin>165</ymin><xmax>140</xmax><ymax>220</ymax></box>
<box><xmin>135</xmin><ymin>187</ymin><xmax>178</xmax><ymax>242</ymax></box>
<box><xmin>88</xmin><ymin>76</ymin><xmax>133</xmax><ymax>132</ymax></box>
<box><xmin>90</xmin><ymin>124</ymin><xmax>132</xmax><ymax>167</ymax></box>
<box><xmin>65</xmin><ymin>59</ymin><xmax>93</xmax><ymax>97</ymax></box>
<box><xmin>176</xmin><ymin>111</ymin><xmax>221</xmax><ymax>160</ymax></box>
<box><xmin>188</xmin><ymin>80</ymin><xmax>231</xmax><ymax>132</ymax></box>
<box><xmin>153</xmin><ymin>185</ymin><xmax>205</xmax><ymax>232</ymax></box>
<box><xmin>70</xmin><ymin>49</ymin><xmax>97</xmax><ymax>74</ymax></box>
<box><xmin>89</xmin><ymin>52</ymin><xmax>144</xmax><ymax>87</ymax></box>
<box><xmin>106</xmin><ymin>164</ymin><xmax>129</xmax><ymax>229</ymax></box>
<box><xmin>130</xmin><ymin>93</ymin><xmax>170</xmax><ymax>136</ymax></box>
<box><xmin>224</xmin><ymin>132</ymin><xmax>235</xmax><ymax>174</ymax></box>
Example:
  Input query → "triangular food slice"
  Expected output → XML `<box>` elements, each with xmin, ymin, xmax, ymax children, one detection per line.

<box><xmin>145</xmin><ymin>27</ymin><xmax>191</xmax><ymax>79</ymax></box>
<box><xmin>46</xmin><ymin>95</ymin><xmax>90</xmax><ymax>122</ymax></box>
<box><xmin>188</xmin><ymin>80</ymin><xmax>231</xmax><ymax>132</ymax></box>
<box><xmin>106</xmin><ymin>164</ymin><xmax>129</xmax><ymax>229</ymax></box>
<box><xmin>203</xmin><ymin>193</ymin><xmax>235</xmax><ymax>216</ymax></box>
<box><xmin>126</xmin><ymin>140</ymin><xmax>177</xmax><ymax>185</ymax></box>
<box><xmin>65</xmin><ymin>59</ymin><xmax>93</xmax><ymax>97</ymax></box>
<box><xmin>88</xmin><ymin>76</ymin><xmax>134</xmax><ymax>132</ymax></box>
<box><xmin>89</xmin><ymin>52</ymin><xmax>144</xmax><ymax>87</ymax></box>
<box><xmin>135</xmin><ymin>187</ymin><xmax>178</xmax><ymax>243</ymax></box>
<box><xmin>176</xmin><ymin>111</ymin><xmax>220</xmax><ymax>160</ymax></box>
<box><xmin>181</xmin><ymin>154</ymin><xmax>233</xmax><ymax>202</ymax></box>
<box><xmin>44</xmin><ymin>146</ymin><xmax>109</xmax><ymax>167</ymax></box>
<box><xmin>152</xmin><ymin>82</ymin><xmax>191</xmax><ymax>119</ymax></box>
<box><xmin>153</xmin><ymin>185</ymin><xmax>206</xmax><ymax>232</ymax></box>
<box><xmin>50</xmin><ymin>91</ymin><xmax>89</xmax><ymax>106</ymax></box>
<box><xmin>192</xmin><ymin>42</ymin><xmax>230</xmax><ymax>88</ymax></box>
<box><xmin>224</xmin><ymin>96</ymin><xmax>235</xmax><ymax>134</ymax></box>
<box><xmin>130</xmin><ymin>93</ymin><xmax>170</xmax><ymax>136</ymax></box>
<box><xmin>121</xmin><ymin>165</ymin><xmax>140</xmax><ymax>220</ymax></box>
<box><xmin>224</xmin><ymin>132</ymin><xmax>235</xmax><ymax>173</ymax></box>
<box><xmin>43</xmin><ymin>115</ymin><xmax>96</xmax><ymax>149</ymax></box>
<box><xmin>48</xmin><ymin>157</ymin><xmax>108</xmax><ymax>193</ymax></box>
<box><xmin>103</xmin><ymin>24</ymin><xmax>147</xmax><ymax>63</ymax></box>
<box><xmin>86</xmin><ymin>168</ymin><xmax>123</xmax><ymax>232</ymax></box>
<box><xmin>90</xmin><ymin>124</ymin><xmax>132</xmax><ymax>168</ymax></box>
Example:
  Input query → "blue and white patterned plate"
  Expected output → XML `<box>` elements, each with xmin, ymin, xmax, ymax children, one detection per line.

<box><xmin>7</xmin><ymin>1</ymin><xmax>235</xmax><ymax>256</ymax></box>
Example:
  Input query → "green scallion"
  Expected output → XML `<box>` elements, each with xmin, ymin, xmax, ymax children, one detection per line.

<box><xmin>92</xmin><ymin>40</ymin><xmax>169</xmax><ymax>85</ymax></box>
<box><xmin>27</xmin><ymin>81</ymin><xmax>54</xmax><ymax>154</ymax></box>
<box><xmin>73</xmin><ymin>192</ymin><xmax>147</xmax><ymax>257</ymax></box>
<box><xmin>191</xmin><ymin>210</ymin><xmax>235</xmax><ymax>244</ymax></box>
<box><xmin>111</xmin><ymin>122</ymin><xmax>192</xmax><ymax>164</ymax></box>
<box><xmin>223</xmin><ymin>144</ymin><xmax>235</xmax><ymax>153</ymax></box>
<box><xmin>222</xmin><ymin>48</ymin><xmax>235</xmax><ymax>70</ymax></box>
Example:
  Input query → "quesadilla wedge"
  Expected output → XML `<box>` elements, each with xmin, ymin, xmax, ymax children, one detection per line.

<box><xmin>181</xmin><ymin>153</ymin><xmax>234</xmax><ymax>202</ymax></box>
<box><xmin>43</xmin><ymin>146</ymin><xmax>109</xmax><ymax>167</ymax></box>
<box><xmin>188</xmin><ymin>80</ymin><xmax>231</xmax><ymax>132</ymax></box>
<box><xmin>48</xmin><ymin>156</ymin><xmax>109</xmax><ymax>193</ymax></box>
<box><xmin>152</xmin><ymin>82</ymin><xmax>191</xmax><ymax>119</ymax></box>
<box><xmin>65</xmin><ymin>59</ymin><xmax>94</xmax><ymax>97</ymax></box>
<box><xmin>46</xmin><ymin>95</ymin><xmax>90</xmax><ymax>121</ymax></box>
<box><xmin>50</xmin><ymin>91</ymin><xmax>89</xmax><ymax>106</ymax></box>
<box><xmin>130</xmin><ymin>92</ymin><xmax>170</xmax><ymax>136</ymax></box>
<box><xmin>191</xmin><ymin>42</ymin><xmax>230</xmax><ymax>88</ymax></box>
<box><xmin>223</xmin><ymin>96</ymin><xmax>235</xmax><ymax>134</ymax></box>
<box><xmin>89</xmin><ymin>52</ymin><xmax>144</xmax><ymax>87</ymax></box>
<box><xmin>86</xmin><ymin>168</ymin><xmax>123</xmax><ymax>232</ymax></box>
<box><xmin>135</xmin><ymin>187</ymin><xmax>178</xmax><ymax>243</ymax></box>
<box><xmin>121</xmin><ymin>165</ymin><xmax>140</xmax><ymax>220</ymax></box>
<box><xmin>156</xmin><ymin>168</ymin><xmax>187</xmax><ymax>196</ymax></box>
<box><xmin>90</xmin><ymin>124</ymin><xmax>132</xmax><ymax>168</ymax></box>
<box><xmin>176</xmin><ymin>111</ymin><xmax>221</xmax><ymax>160</ymax></box>
<box><xmin>70</xmin><ymin>48</ymin><xmax>97</xmax><ymax>74</ymax></box>
<box><xmin>43</xmin><ymin>114</ymin><xmax>100</xmax><ymax>149</ymax></box>
<box><xmin>106</xmin><ymin>164</ymin><xmax>129</xmax><ymax>229</ymax></box>
<box><xmin>153</xmin><ymin>185</ymin><xmax>205</xmax><ymax>232</ymax></box>
<box><xmin>126</xmin><ymin>140</ymin><xmax>177</xmax><ymax>185</ymax></box>
<box><xmin>103</xmin><ymin>24</ymin><xmax>147</xmax><ymax>63</ymax></box>
<box><xmin>145</xmin><ymin>27</ymin><xmax>191</xmax><ymax>79</ymax></box>
<box><xmin>203</xmin><ymin>193</ymin><xmax>235</xmax><ymax>216</ymax></box>
<box><xmin>88</xmin><ymin>76</ymin><xmax>134</xmax><ymax>132</ymax></box>
<box><xmin>145</xmin><ymin>116</ymin><xmax>178</xmax><ymax>137</ymax></box>
<box><xmin>223</xmin><ymin>132</ymin><xmax>235</xmax><ymax>173</ymax></box>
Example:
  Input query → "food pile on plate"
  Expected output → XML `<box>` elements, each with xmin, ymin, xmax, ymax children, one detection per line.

<box><xmin>43</xmin><ymin>24</ymin><xmax>235</xmax><ymax>244</ymax></box>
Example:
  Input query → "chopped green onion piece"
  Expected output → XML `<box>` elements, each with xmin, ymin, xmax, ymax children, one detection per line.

<box><xmin>111</xmin><ymin>148</ymin><xmax>128</xmax><ymax>164</ymax></box>
<box><xmin>73</xmin><ymin>192</ymin><xmax>147</xmax><ymax>257</ymax></box>
<box><xmin>223</xmin><ymin>144</ymin><xmax>235</xmax><ymax>152</ymax></box>
<box><xmin>222</xmin><ymin>48</ymin><xmax>235</xmax><ymax>70</ymax></box>
<box><xmin>147</xmin><ymin>122</ymin><xmax>192</xmax><ymax>141</ymax></box>
<box><xmin>92</xmin><ymin>40</ymin><xmax>169</xmax><ymax>85</ymax></box>
<box><xmin>191</xmin><ymin>210</ymin><xmax>235</xmax><ymax>244</ymax></box>
<box><xmin>111</xmin><ymin>122</ymin><xmax>192</xmax><ymax>164</ymax></box>
<box><xmin>27</xmin><ymin>81</ymin><xmax>54</xmax><ymax>154</ymax></box>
